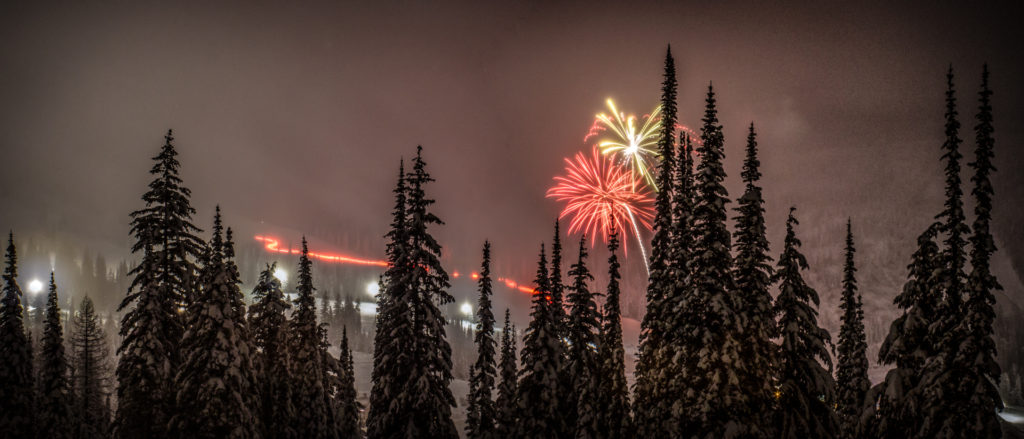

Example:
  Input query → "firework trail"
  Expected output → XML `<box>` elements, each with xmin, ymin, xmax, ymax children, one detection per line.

<box><xmin>546</xmin><ymin>147</ymin><xmax>655</xmax><ymax>274</ymax></box>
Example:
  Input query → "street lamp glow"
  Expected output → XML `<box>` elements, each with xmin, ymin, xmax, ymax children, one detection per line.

<box><xmin>27</xmin><ymin>279</ymin><xmax>43</xmax><ymax>294</ymax></box>
<box><xmin>273</xmin><ymin>267</ymin><xmax>288</xmax><ymax>284</ymax></box>
<box><xmin>366</xmin><ymin>281</ymin><xmax>380</xmax><ymax>297</ymax></box>
<box><xmin>460</xmin><ymin>302</ymin><xmax>473</xmax><ymax>316</ymax></box>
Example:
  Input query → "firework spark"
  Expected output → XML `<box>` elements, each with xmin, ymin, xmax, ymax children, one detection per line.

<box><xmin>546</xmin><ymin>148</ymin><xmax>655</xmax><ymax>273</ymax></box>
<box><xmin>588</xmin><ymin>99</ymin><xmax>663</xmax><ymax>190</ymax></box>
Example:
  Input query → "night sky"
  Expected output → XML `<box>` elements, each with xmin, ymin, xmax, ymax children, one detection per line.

<box><xmin>1</xmin><ymin>1</ymin><xmax>1022</xmax><ymax>318</ymax></box>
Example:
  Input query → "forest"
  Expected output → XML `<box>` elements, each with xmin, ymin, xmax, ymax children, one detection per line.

<box><xmin>0</xmin><ymin>48</ymin><xmax>1018</xmax><ymax>439</ymax></box>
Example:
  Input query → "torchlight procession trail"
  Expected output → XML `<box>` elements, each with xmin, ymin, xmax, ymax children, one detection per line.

<box><xmin>254</xmin><ymin>235</ymin><xmax>536</xmax><ymax>294</ymax></box>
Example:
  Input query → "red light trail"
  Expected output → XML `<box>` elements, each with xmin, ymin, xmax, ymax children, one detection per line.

<box><xmin>254</xmin><ymin>235</ymin><xmax>536</xmax><ymax>294</ymax></box>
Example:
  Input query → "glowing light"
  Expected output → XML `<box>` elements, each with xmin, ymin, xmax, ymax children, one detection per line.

<box><xmin>546</xmin><ymin>148</ymin><xmax>654</xmax><ymax>273</ymax></box>
<box><xmin>28</xmin><ymin>279</ymin><xmax>43</xmax><ymax>294</ymax></box>
<box><xmin>273</xmin><ymin>267</ymin><xmax>288</xmax><ymax>284</ymax></box>
<box><xmin>254</xmin><ymin>235</ymin><xmax>389</xmax><ymax>267</ymax></box>
<box><xmin>254</xmin><ymin>234</ymin><xmax>537</xmax><ymax>295</ymax></box>
<box><xmin>460</xmin><ymin>302</ymin><xmax>473</xmax><ymax>316</ymax></box>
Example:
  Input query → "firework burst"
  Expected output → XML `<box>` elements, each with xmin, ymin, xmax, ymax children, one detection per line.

<box><xmin>546</xmin><ymin>148</ymin><xmax>655</xmax><ymax>273</ymax></box>
<box><xmin>587</xmin><ymin>99</ymin><xmax>663</xmax><ymax>190</ymax></box>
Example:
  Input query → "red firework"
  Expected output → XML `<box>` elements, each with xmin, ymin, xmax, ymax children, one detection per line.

<box><xmin>546</xmin><ymin>147</ymin><xmax>655</xmax><ymax>253</ymax></box>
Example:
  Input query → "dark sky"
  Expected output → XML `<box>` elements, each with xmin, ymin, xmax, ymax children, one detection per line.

<box><xmin>2</xmin><ymin>1</ymin><xmax>1022</xmax><ymax>317</ymax></box>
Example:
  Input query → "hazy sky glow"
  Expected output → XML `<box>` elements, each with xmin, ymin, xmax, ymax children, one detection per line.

<box><xmin>1</xmin><ymin>1</ymin><xmax>1022</xmax><ymax>318</ymax></box>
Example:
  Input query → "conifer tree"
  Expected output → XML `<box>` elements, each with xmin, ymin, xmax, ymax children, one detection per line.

<box><xmin>550</xmin><ymin>221</ymin><xmax>574</xmax><ymax>438</ymax></box>
<box><xmin>596</xmin><ymin>229</ymin><xmax>632</xmax><ymax>439</ymax></box>
<box><xmin>467</xmin><ymin>241</ymin><xmax>497</xmax><ymax>439</ymax></box>
<box><xmin>367</xmin><ymin>160</ymin><xmax>414</xmax><ymax>439</ymax></box>
<box><xmin>248</xmin><ymin>262</ymin><xmax>296</xmax><ymax>439</ymax></box>
<box><xmin>336</xmin><ymin>327</ymin><xmax>361</xmax><ymax>439</ymax></box>
<box><xmin>320</xmin><ymin>325</ymin><xmax>343</xmax><ymax>438</ymax></box>
<box><xmin>566</xmin><ymin>237</ymin><xmax>601</xmax><ymax>439</ymax></box>
<box><xmin>71</xmin><ymin>296</ymin><xmax>113</xmax><ymax>439</ymax></box>
<box><xmin>116</xmin><ymin>130</ymin><xmax>204</xmax><ymax>438</ymax></box>
<box><xmin>404</xmin><ymin>146</ymin><xmax>458</xmax><ymax>438</ymax></box>
<box><xmin>37</xmin><ymin>273</ymin><xmax>73</xmax><ymax>439</ymax></box>
<box><xmin>683</xmin><ymin>84</ymin><xmax>747</xmax><ymax>436</ymax></box>
<box><xmin>920</xmin><ymin>67</ymin><xmax>986</xmax><ymax>438</ymax></box>
<box><xmin>516</xmin><ymin>243</ymin><xmax>564</xmax><ymax>438</ymax></box>
<box><xmin>0</xmin><ymin>232</ymin><xmax>36</xmax><ymax>437</ymax></box>
<box><xmin>290</xmin><ymin>237</ymin><xmax>333</xmax><ymax>439</ymax></box>
<box><xmin>865</xmin><ymin>224</ymin><xmax>942</xmax><ymax>438</ymax></box>
<box><xmin>633</xmin><ymin>45</ymin><xmax>677</xmax><ymax>438</ymax></box>
<box><xmin>494</xmin><ymin>309</ymin><xmax>518</xmax><ymax>438</ymax></box>
<box><xmin>835</xmin><ymin>220</ymin><xmax>869</xmax><ymax>438</ymax></box>
<box><xmin>368</xmin><ymin>147</ymin><xmax>458</xmax><ymax>438</ymax></box>
<box><xmin>772</xmin><ymin>208</ymin><xmax>837</xmax><ymax>439</ymax></box>
<box><xmin>730</xmin><ymin>123</ymin><xmax>777</xmax><ymax>436</ymax></box>
<box><xmin>171</xmin><ymin>210</ymin><xmax>259</xmax><ymax>438</ymax></box>
<box><xmin>959</xmin><ymin>63</ymin><xmax>1003</xmax><ymax>436</ymax></box>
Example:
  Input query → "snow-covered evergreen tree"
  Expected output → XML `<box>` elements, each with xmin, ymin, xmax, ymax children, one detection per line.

<box><xmin>71</xmin><ymin>296</ymin><xmax>112</xmax><ymax>439</ymax></box>
<box><xmin>368</xmin><ymin>147</ymin><xmax>458</xmax><ymax>438</ymax></box>
<box><xmin>835</xmin><ymin>220</ymin><xmax>869</xmax><ymax>438</ymax></box>
<box><xmin>467</xmin><ymin>241</ymin><xmax>497</xmax><ymax>439</ymax></box>
<box><xmin>550</xmin><ymin>221</ymin><xmax>574</xmax><ymax>438</ymax></box>
<box><xmin>37</xmin><ymin>273</ymin><xmax>73</xmax><ymax>439</ymax></box>
<box><xmin>516</xmin><ymin>243</ymin><xmax>564</xmax><ymax>438</ymax></box>
<box><xmin>596</xmin><ymin>229</ymin><xmax>632</xmax><ymax>439</ymax></box>
<box><xmin>865</xmin><ymin>224</ymin><xmax>941</xmax><ymax>438</ymax></box>
<box><xmin>633</xmin><ymin>46</ymin><xmax>678</xmax><ymax>439</ymax></box>
<box><xmin>290</xmin><ymin>237</ymin><xmax>333</xmax><ymax>439</ymax></box>
<box><xmin>0</xmin><ymin>232</ymin><xmax>36</xmax><ymax>437</ymax></box>
<box><xmin>959</xmin><ymin>63</ymin><xmax>1003</xmax><ymax>436</ymax></box>
<box><xmin>772</xmin><ymin>208</ymin><xmax>838</xmax><ymax>439</ymax></box>
<box><xmin>919</xmin><ymin>67</ymin><xmax>992</xmax><ymax>438</ymax></box>
<box><xmin>683</xmin><ymin>84</ymin><xmax>747</xmax><ymax>436</ymax></box>
<box><xmin>170</xmin><ymin>210</ymin><xmax>259</xmax><ymax>438</ymax></box>
<box><xmin>336</xmin><ymin>327</ymin><xmax>361</xmax><ymax>439</ymax></box>
<box><xmin>494</xmin><ymin>309</ymin><xmax>518</xmax><ymax>438</ymax></box>
<box><xmin>367</xmin><ymin>160</ymin><xmax>414</xmax><ymax>439</ymax></box>
<box><xmin>729</xmin><ymin>123</ymin><xmax>777</xmax><ymax>437</ymax></box>
<box><xmin>566</xmin><ymin>237</ymin><xmax>601</xmax><ymax>439</ymax></box>
<box><xmin>116</xmin><ymin>130</ymin><xmax>204</xmax><ymax>438</ymax></box>
<box><xmin>248</xmin><ymin>262</ymin><xmax>296</xmax><ymax>439</ymax></box>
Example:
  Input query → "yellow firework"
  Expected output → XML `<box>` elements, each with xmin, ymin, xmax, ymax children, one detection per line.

<box><xmin>593</xmin><ymin>99</ymin><xmax>662</xmax><ymax>190</ymax></box>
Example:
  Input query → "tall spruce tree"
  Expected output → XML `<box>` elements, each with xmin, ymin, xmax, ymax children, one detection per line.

<box><xmin>835</xmin><ymin>220</ymin><xmax>870</xmax><ymax>438</ymax></box>
<box><xmin>959</xmin><ymin>63</ymin><xmax>1003</xmax><ymax>436</ymax></box>
<box><xmin>684</xmin><ymin>83</ymin><xmax>747</xmax><ymax>436</ymax></box>
<box><xmin>116</xmin><ymin>130</ymin><xmax>204</xmax><ymax>438</ymax></box>
<box><xmin>865</xmin><ymin>224</ymin><xmax>942</xmax><ymax>438</ymax></box>
<box><xmin>516</xmin><ymin>243</ymin><xmax>564</xmax><ymax>438</ymax></box>
<box><xmin>336</xmin><ymin>327</ymin><xmax>361</xmax><ymax>439</ymax></box>
<box><xmin>248</xmin><ymin>262</ymin><xmax>296</xmax><ymax>439</ymax></box>
<box><xmin>596</xmin><ymin>229</ymin><xmax>632</xmax><ymax>439</ymax></box>
<box><xmin>919</xmin><ymin>67</ymin><xmax>985</xmax><ymax>438</ymax></box>
<box><xmin>567</xmin><ymin>237</ymin><xmax>601</xmax><ymax>439</ymax></box>
<box><xmin>729</xmin><ymin>123</ymin><xmax>777</xmax><ymax>436</ymax></box>
<box><xmin>71</xmin><ymin>296</ymin><xmax>113</xmax><ymax>439</ymax></box>
<box><xmin>0</xmin><ymin>232</ymin><xmax>36</xmax><ymax>437</ymax></box>
<box><xmin>37</xmin><ymin>273</ymin><xmax>73</xmax><ymax>439</ymax></box>
<box><xmin>368</xmin><ymin>147</ymin><xmax>458</xmax><ymax>438</ymax></box>
<box><xmin>494</xmin><ymin>309</ymin><xmax>518</xmax><ymax>438</ymax></box>
<box><xmin>550</xmin><ymin>221</ymin><xmax>574</xmax><ymax>438</ymax></box>
<box><xmin>403</xmin><ymin>146</ymin><xmax>458</xmax><ymax>438</ymax></box>
<box><xmin>171</xmin><ymin>210</ymin><xmax>259</xmax><ymax>438</ymax></box>
<box><xmin>367</xmin><ymin>160</ymin><xmax>414</xmax><ymax>439</ymax></box>
<box><xmin>634</xmin><ymin>45</ymin><xmax>678</xmax><ymax>438</ymax></box>
<box><xmin>772</xmin><ymin>208</ymin><xmax>838</xmax><ymax>439</ymax></box>
<box><xmin>467</xmin><ymin>241</ymin><xmax>498</xmax><ymax>439</ymax></box>
<box><xmin>290</xmin><ymin>237</ymin><xmax>333</xmax><ymax>438</ymax></box>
